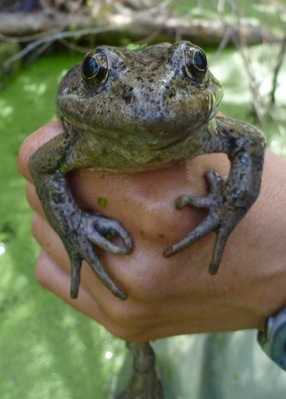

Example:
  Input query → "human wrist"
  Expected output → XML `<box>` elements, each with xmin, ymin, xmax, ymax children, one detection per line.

<box><xmin>253</xmin><ymin>150</ymin><xmax>286</xmax><ymax>325</ymax></box>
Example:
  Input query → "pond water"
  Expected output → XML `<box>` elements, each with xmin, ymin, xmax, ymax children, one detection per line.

<box><xmin>0</xmin><ymin>45</ymin><xmax>285</xmax><ymax>398</ymax></box>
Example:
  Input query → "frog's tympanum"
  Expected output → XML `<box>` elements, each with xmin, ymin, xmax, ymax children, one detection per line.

<box><xmin>29</xmin><ymin>41</ymin><xmax>265</xmax><ymax>398</ymax></box>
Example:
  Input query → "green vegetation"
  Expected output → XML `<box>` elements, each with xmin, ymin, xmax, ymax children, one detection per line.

<box><xmin>0</xmin><ymin>25</ymin><xmax>286</xmax><ymax>399</ymax></box>
<box><xmin>0</xmin><ymin>55</ymin><xmax>126</xmax><ymax>399</ymax></box>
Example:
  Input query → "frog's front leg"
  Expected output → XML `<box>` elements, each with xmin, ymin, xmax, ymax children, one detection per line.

<box><xmin>29</xmin><ymin>132</ymin><xmax>133</xmax><ymax>300</ymax></box>
<box><xmin>164</xmin><ymin>117</ymin><xmax>266</xmax><ymax>274</ymax></box>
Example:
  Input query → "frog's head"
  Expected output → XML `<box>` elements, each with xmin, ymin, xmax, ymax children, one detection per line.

<box><xmin>57</xmin><ymin>41</ymin><xmax>223</xmax><ymax>144</ymax></box>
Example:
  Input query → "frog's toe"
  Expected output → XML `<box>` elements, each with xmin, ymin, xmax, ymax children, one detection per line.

<box><xmin>69</xmin><ymin>243</ymin><xmax>127</xmax><ymax>300</ymax></box>
<box><xmin>87</xmin><ymin>252</ymin><xmax>127</xmax><ymax>300</ymax></box>
<box><xmin>70</xmin><ymin>253</ymin><xmax>82</xmax><ymax>299</ymax></box>
<box><xmin>88</xmin><ymin>214</ymin><xmax>133</xmax><ymax>255</ymax></box>
<box><xmin>164</xmin><ymin>212</ymin><xmax>219</xmax><ymax>258</ymax></box>
<box><xmin>164</xmin><ymin>169</ymin><xmax>239</xmax><ymax>274</ymax></box>
<box><xmin>164</xmin><ymin>210</ymin><xmax>231</xmax><ymax>275</ymax></box>
<box><xmin>208</xmin><ymin>229</ymin><xmax>229</xmax><ymax>274</ymax></box>
<box><xmin>175</xmin><ymin>169</ymin><xmax>224</xmax><ymax>210</ymax></box>
<box><xmin>68</xmin><ymin>212</ymin><xmax>131</xmax><ymax>300</ymax></box>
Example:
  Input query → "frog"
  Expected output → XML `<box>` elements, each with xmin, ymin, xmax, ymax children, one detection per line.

<box><xmin>28</xmin><ymin>41</ymin><xmax>265</xmax><ymax>399</ymax></box>
<box><xmin>29</xmin><ymin>40</ymin><xmax>265</xmax><ymax>301</ymax></box>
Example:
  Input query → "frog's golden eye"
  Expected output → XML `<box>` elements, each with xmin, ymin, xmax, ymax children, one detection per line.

<box><xmin>184</xmin><ymin>48</ymin><xmax>207</xmax><ymax>79</ymax></box>
<box><xmin>81</xmin><ymin>51</ymin><xmax>108</xmax><ymax>85</ymax></box>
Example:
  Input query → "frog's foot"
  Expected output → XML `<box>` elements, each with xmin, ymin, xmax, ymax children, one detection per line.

<box><xmin>164</xmin><ymin>169</ymin><xmax>241</xmax><ymax>274</ymax></box>
<box><xmin>68</xmin><ymin>212</ymin><xmax>133</xmax><ymax>300</ymax></box>
<box><xmin>116</xmin><ymin>342</ymin><xmax>164</xmax><ymax>399</ymax></box>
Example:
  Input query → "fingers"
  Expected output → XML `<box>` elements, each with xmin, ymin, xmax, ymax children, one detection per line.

<box><xmin>31</xmin><ymin>213</ymin><xmax>124</xmax><ymax>310</ymax></box>
<box><xmin>31</xmin><ymin>213</ymin><xmax>173</xmax><ymax>340</ymax></box>
<box><xmin>32</xmin><ymin>224</ymin><xmax>160</xmax><ymax>341</ymax></box>
<box><xmin>26</xmin><ymin>182</ymin><xmax>45</xmax><ymax>216</ymax></box>
<box><xmin>17</xmin><ymin>120</ymin><xmax>63</xmax><ymax>181</ymax></box>
<box><xmin>32</xmin><ymin>214</ymin><xmax>110</xmax><ymax>322</ymax></box>
<box><xmin>35</xmin><ymin>250</ymin><xmax>105</xmax><ymax>322</ymax></box>
<box><xmin>31</xmin><ymin>213</ymin><xmax>69</xmax><ymax>271</ymax></box>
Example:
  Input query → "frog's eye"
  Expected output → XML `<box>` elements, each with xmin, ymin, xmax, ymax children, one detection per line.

<box><xmin>81</xmin><ymin>51</ymin><xmax>108</xmax><ymax>85</ymax></box>
<box><xmin>184</xmin><ymin>47</ymin><xmax>207</xmax><ymax>79</ymax></box>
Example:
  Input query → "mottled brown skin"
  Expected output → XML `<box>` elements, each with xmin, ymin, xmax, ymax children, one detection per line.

<box><xmin>28</xmin><ymin>41</ymin><xmax>266</xmax><ymax>398</ymax></box>
<box><xmin>117</xmin><ymin>342</ymin><xmax>163</xmax><ymax>399</ymax></box>
<box><xmin>29</xmin><ymin>41</ymin><xmax>265</xmax><ymax>299</ymax></box>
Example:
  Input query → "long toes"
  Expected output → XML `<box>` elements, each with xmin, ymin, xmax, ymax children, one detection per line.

<box><xmin>87</xmin><ymin>229</ymin><xmax>131</xmax><ymax>255</ymax></box>
<box><xmin>175</xmin><ymin>169</ymin><xmax>224</xmax><ymax>211</ymax></box>
<box><xmin>85</xmin><ymin>246</ymin><xmax>127</xmax><ymax>300</ymax></box>
<box><xmin>176</xmin><ymin>194</ymin><xmax>213</xmax><ymax>209</ymax></box>
<box><xmin>70</xmin><ymin>255</ymin><xmax>82</xmax><ymax>299</ymax></box>
<box><xmin>164</xmin><ymin>214</ymin><xmax>219</xmax><ymax>257</ymax></box>
<box><xmin>109</xmin><ymin>225</ymin><xmax>133</xmax><ymax>253</ymax></box>
<box><xmin>166</xmin><ymin>169</ymin><xmax>239</xmax><ymax>274</ymax></box>
<box><xmin>208</xmin><ymin>230</ymin><xmax>229</xmax><ymax>274</ymax></box>
<box><xmin>71</xmin><ymin>246</ymin><xmax>127</xmax><ymax>300</ymax></box>
<box><xmin>92</xmin><ymin>217</ymin><xmax>133</xmax><ymax>254</ymax></box>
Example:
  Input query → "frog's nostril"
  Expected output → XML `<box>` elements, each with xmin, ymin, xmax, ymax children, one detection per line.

<box><xmin>165</xmin><ymin>85</ymin><xmax>176</xmax><ymax>98</ymax></box>
<box><xmin>122</xmin><ymin>86</ymin><xmax>134</xmax><ymax>104</ymax></box>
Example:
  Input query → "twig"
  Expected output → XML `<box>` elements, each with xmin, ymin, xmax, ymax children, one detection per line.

<box><xmin>2</xmin><ymin>26</ymin><xmax>122</xmax><ymax>69</ymax></box>
<box><xmin>229</xmin><ymin>0</ymin><xmax>266</xmax><ymax>125</ymax></box>
<box><xmin>270</xmin><ymin>35</ymin><xmax>286</xmax><ymax>106</ymax></box>
<box><xmin>0</xmin><ymin>29</ymin><xmax>61</xmax><ymax>43</ymax></box>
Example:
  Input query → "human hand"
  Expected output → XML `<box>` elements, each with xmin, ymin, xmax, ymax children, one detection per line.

<box><xmin>18</xmin><ymin>121</ymin><xmax>286</xmax><ymax>341</ymax></box>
